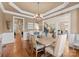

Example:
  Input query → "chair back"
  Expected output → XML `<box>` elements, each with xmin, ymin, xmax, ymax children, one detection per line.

<box><xmin>54</xmin><ymin>34</ymin><xmax>67</xmax><ymax>57</ymax></box>
<box><xmin>68</xmin><ymin>34</ymin><xmax>75</xmax><ymax>47</ymax></box>
<box><xmin>0</xmin><ymin>34</ymin><xmax>2</xmax><ymax>56</ymax></box>
<box><xmin>31</xmin><ymin>35</ymin><xmax>36</xmax><ymax>48</ymax></box>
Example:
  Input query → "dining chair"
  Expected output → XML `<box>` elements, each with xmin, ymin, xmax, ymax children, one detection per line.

<box><xmin>45</xmin><ymin>34</ymin><xmax>67</xmax><ymax>57</ymax></box>
<box><xmin>31</xmin><ymin>35</ymin><xmax>45</xmax><ymax>57</ymax></box>
<box><xmin>0</xmin><ymin>34</ymin><xmax>2</xmax><ymax>56</ymax></box>
<box><xmin>47</xmin><ymin>33</ymin><xmax>52</xmax><ymax>39</ymax></box>
<box><xmin>73</xmin><ymin>34</ymin><xmax>79</xmax><ymax>49</ymax></box>
<box><xmin>68</xmin><ymin>34</ymin><xmax>75</xmax><ymax>48</ymax></box>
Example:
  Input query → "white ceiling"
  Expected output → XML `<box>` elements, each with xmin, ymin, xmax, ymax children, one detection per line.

<box><xmin>15</xmin><ymin>2</ymin><xmax>63</xmax><ymax>14</ymax></box>
<box><xmin>2</xmin><ymin>2</ymin><xmax>63</xmax><ymax>14</ymax></box>
<box><xmin>1</xmin><ymin>2</ymin><xmax>79</xmax><ymax>21</ymax></box>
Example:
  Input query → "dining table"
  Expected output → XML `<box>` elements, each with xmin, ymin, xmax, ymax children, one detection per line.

<box><xmin>36</xmin><ymin>36</ymin><xmax>57</xmax><ymax>56</ymax></box>
<box><xmin>36</xmin><ymin>37</ymin><xmax>56</xmax><ymax>47</ymax></box>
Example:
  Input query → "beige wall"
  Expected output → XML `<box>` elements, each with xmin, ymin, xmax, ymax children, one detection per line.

<box><xmin>77</xmin><ymin>8</ymin><xmax>79</xmax><ymax>33</ymax></box>
<box><xmin>71</xmin><ymin>8</ymin><xmax>79</xmax><ymax>33</ymax></box>
<box><xmin>44</xmin><ymin>8</ymin><xmax>79</xmax><ymax>34</ymax></box>
<box><xmin>0</xmin><ymin>8</ymin><xmax>79</xmax><ymax>34</ymax></box>
<box><xmin>45</xmin><ymin>13</ymin><xmax>71</xmax><ymax>34</ymax></box>
<box><xmin>0</xmin><ymin>10</ymin><xmax>7</xmax><ymax>33</ymax></box>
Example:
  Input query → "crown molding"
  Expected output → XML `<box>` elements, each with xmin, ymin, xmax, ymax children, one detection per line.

<box><xmin>0</xmin><ymin>2</ymin><xmax>79</xmax><ymax>20</ymax></box>
<box><xmin>0</xmin><ymin>2</ymin><xmax>33</xmax><ymax>19</ymax></box>
<box><xmin>9</xmin><ymin>2</ymin><xmax>35</xmax><ymax>17</ymax></box>
<box><xmin>44</xmin><ymin>3</ymin><xmax>79</xmax><ymax>20</ymax></box>
<box><xmin>42</xmin><ymin>2</ymin><xmax>69</xmax><ymax>17</ymax></box>
<box><xmin>9</xmin><ymin>2</ymin><xmax>69</xmax><ymax>18</ymax></box>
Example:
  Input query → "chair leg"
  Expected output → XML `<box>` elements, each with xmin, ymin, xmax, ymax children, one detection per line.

<box><xmin>45</xmin><ymin>51</ymin><xmax>49</xmax><ymax>57</ymax></box>
<box><xmin>35</xmin><ymin>51</ymin><xmax>38</xmax><ymax>57</ymax></box>
<box><xmin>61</xmin><ymin>54</ymin><xmax>64</xmax><ymax>57</ymax></box>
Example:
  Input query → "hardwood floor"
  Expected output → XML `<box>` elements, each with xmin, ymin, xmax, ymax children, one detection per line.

<box><xmin>2</xmin><ymin>40</ymin><xmax>36</xmax><ymax>57</ymax></box>
<box><xmin>1</xmin><ymin>35</ymin><xmax>79</xmax><ymax>57</ymax></box>
<box><xmin>2</xmin><ymin>40</ymin><xmax>79</xmax><ymax>57</ymax></box>
<box><xmin>2</xmin><ymin>32</ymin><xmax>36</xmax><ymax>57</ymax></box>
<box><xmin>2</xmin><ymin>43</ymin><xmax>14</xmax><ymax>57</ymax></box>
<box><xmin>66</xmin><ymin>47</ymin><xmax>79</xmax><ymax>57</ymax></box>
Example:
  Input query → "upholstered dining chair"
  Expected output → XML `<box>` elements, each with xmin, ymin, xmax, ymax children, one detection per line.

<box><xmin>31</xmin><ymin>35</ymin><xmax>44</xmax><ymax>57</ymax></box>
<box><xmin>0</xmin><ymin>34</ymin><xmax>2</xmax><ymax>56</ymax></box>
<box><xmin>45</xmin><ymin>34</ymin><xmax>67</xmax><ymax>57</ymax></box>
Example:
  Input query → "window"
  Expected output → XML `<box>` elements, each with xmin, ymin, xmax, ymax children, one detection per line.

<box><xmin>27</xmin><ymin>23</ymin><xmax>34</xmax><ymax>30</ymax></box>
<box><xmin>27</xmin><ymin>23</ymin><xmax>39</xmax><ymax>31</ymax></box>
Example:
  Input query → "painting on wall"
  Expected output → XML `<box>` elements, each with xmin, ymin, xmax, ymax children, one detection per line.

<box><xmin>6</xmin><ymin>21</ymin><xmax>13</xmax><ymax>32</ymax></box>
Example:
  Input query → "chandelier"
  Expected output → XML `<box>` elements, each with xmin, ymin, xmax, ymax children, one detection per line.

<box><xmin>34</xmin><ymin>2</ymin><xmax>43</xmax><ymax>21</ymax></box>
